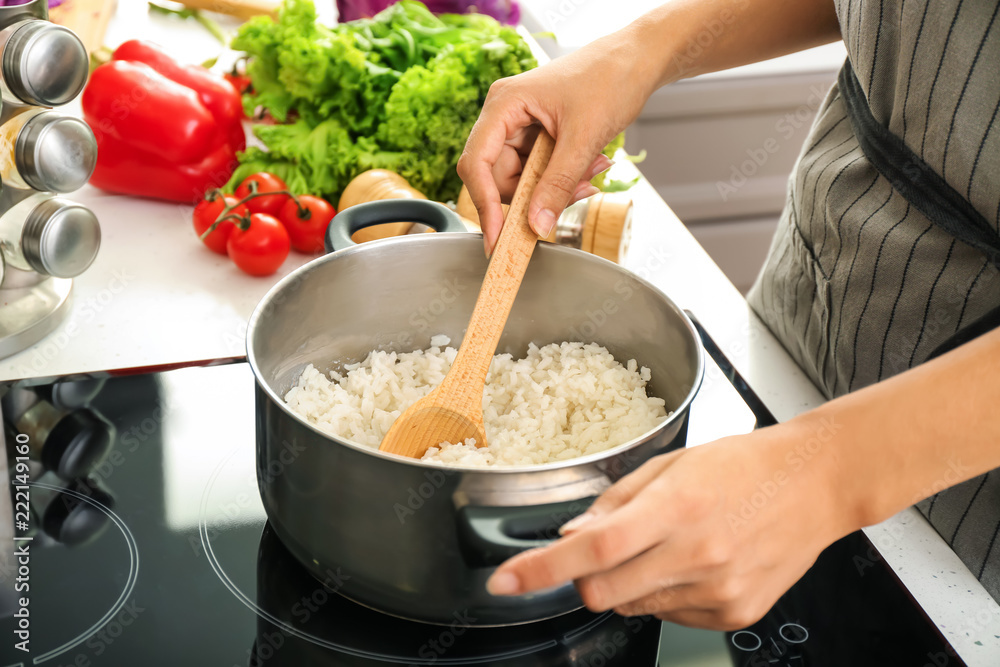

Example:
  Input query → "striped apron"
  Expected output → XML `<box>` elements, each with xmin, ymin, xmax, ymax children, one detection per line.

<box><xmin>747</xmin><ymin>0</ymin><xmax>1000</xmax><ymax>597</ymax></box>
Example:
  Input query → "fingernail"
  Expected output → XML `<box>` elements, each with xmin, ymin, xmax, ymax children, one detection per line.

<box><xmin>574</xmin><ymin>184</ymin><xmax>601</xmax><ymax>202</ymax></box>
<box><xmin>531</xmin><ymin>209</ymin><xmax>557</xmax><ymax>238</ymax></box>
<box><xmin>485</xmin><ymin>230</ymin><xmax>496</xmax><ymax>259</ymax></box>
<box><xmin>559</xmin><ymin>511</ymin><xmax>595</xmax><ymax>535</ymax></box>
<box><xmin>487</xmin><ymin>571</ymin><xmax>521</xmax><ymax>596</ymax></box>
<box><xmin>590</xmin><ymin>155</ymin><xmax>614</xmax><ymax>178</ymax></box>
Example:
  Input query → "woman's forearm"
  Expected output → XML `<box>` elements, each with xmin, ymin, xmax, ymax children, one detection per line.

<box><xmin>789</xmin><ymin>327</ymin><xmax>1000</xmax><ymax>531</ymax></box>
<box><xmin>459</xmin><ymin>0</ymin><xmax>843</xmax><ymax>253</ymax></box>
<box><xmin>623</xmin><ymin>0</ymin><xmax>842</xmax><ymax>91</ymax></box>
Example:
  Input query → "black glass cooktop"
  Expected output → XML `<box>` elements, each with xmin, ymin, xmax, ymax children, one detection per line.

<box><xmin>0</xmin><ymin>362</ymin><xmax>964</xmax><ymax>666</ymax></box>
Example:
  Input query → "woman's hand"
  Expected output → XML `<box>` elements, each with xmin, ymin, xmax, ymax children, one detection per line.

<box><xmin>486</xmin><ymin>326</ymin><xmax>1000</xmax><ymax>631</ymax></box>
<box><xmin>457</xmin><ymin>0</ymin><xmax>843</xmax><ymax>257</ymax></box>
<box><xmin>457</xmin><ymin>30</ymin><xmax>660</xmax><ymax>255</ymax></box>
<box><xmin>486</xmin><ymin>424</ymin><xmax>855</xmax><ymax>630</ymax></box>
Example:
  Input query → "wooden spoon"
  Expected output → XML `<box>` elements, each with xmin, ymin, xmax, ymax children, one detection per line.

<box><xmin>379</xmin><ymin>129</ymin><xmax>556</xmax><ymax>459</ymax></box>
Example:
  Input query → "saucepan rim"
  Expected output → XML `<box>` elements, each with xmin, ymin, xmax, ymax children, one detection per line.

<box><xmin>246</xmin><ymin>232</ymin><xmax>705</xmax><ymax>474</ymax></box>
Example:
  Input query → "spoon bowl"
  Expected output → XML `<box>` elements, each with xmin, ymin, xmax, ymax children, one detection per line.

<box><xmin>380</xmin><ymin>398</ymin><xmax>487</xmax><ymax>459</ymax></box>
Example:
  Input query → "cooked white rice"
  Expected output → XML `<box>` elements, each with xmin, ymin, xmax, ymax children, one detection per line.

<box><xmin>283</xmin><ymin>337</ymin><xmax>669</xmax><ymax>467</ymax></box>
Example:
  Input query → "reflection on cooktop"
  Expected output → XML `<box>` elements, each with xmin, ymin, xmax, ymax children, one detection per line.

<box><xmin>249</xmin><ymin>523</ymin><xmax>661</xmax><ymax>665</ymax></box>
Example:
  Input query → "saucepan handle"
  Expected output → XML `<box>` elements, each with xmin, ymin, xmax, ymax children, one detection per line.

<box><xmin>324</xmin><ymin>199</ymin><xmax>468</xmax><ymax>254</ymax></box>
<box><xmin>685</xmin><ymin>310</ymin><xmax>778</xmax><ymax>429</ymax></box>
<box><xmin>457</xmin><ymin>497</ymin><xmax>596</xmax><ymax>567</ymax></box>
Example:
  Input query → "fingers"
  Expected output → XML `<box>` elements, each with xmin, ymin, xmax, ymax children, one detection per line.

<box><xmin>458</xmin><ymin>79</ymin><xmax>615</xmax><ymax>253</ymax></box>
<box><xmin>492</xmin><ymin>146</ymin><xmax>527</xmax><ymax>199</ymax></box>
<box><xmin>458</xmin><ymin>96</ymin><xmax>535</xmax><ymax>256</ymax></box>
<box><xmin>585</xmin><ymin>154</ymin><xmax>614</xmax><ymax>181</ymax></box>
<box><xmin>609</xmin><ymin>577</ymin><xmax>760</xmax><ymax>631</ymax></box>
<box><xmin>528</xmin><ymin>128</ymin><xmax>608</xmax><ymax>238</ymax></box>
<box><xmin>489</xmin><ymin>152</ymin><xmax>606</xmax><ymax>248</ymax></box>
<box><xmin>458</xmin><ymin>132</ymin><xmax>505</xmax><ymax>256</ymax></box>
<box><xmin>485</xmin><ymin>517</ymin><xmax>658</xmax><ymax>597</ymax></box>
<box><xmin>481</xmin><ymin>432</ymin><xmax>830</xmax><ymax>634</ymax></box>
<box><xmin>574</xmin><ymin>542</ymin><xmax>692</xmax><ymax>612</ymax></box>
<box><xmin>614</xmin><ymin>558</ymin><xmax>815</xmax><ymax>632</ymax></box>
<box><xmin>560</xmin><ymin>155</ymin><xmax>611</xmax><ymax>209</ymax></box>
<box><xmin>486</xmin><ymin>453</ymin><xmax>685</xmax><ymax>597</ymax></box>
<box><xmin>561</xmin><ymin>451</ymin><xmax>682</xmax><ymax>534</ymax></box>
<box><xmin>612</xmin><ymin>582</ymin><xmax>692</xmax><ymax>617</ymax></box>
<box><xmin>571</xmin><ymin>182</ymin><xmax>601</xmax><ymax>206</ymax></box>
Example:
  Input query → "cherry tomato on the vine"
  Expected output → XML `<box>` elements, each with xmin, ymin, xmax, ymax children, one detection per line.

<box><xmin>226</xmin><ymin>213</ymin><xmax>290</xmax><ymax>276</ymax></box>
<box><xmin>193</xmin><ymin>195</ymin><xmax>248</xmax><ymax>255</ymax></box>
<box><xmin>279</xmin><ymin>195</ymin><xmax>336</xmax><ymax>253</ymax></box>
<box><xmin>235</xmin><ymin>172</ymin><xmax>289</xmax><ymax>216</ymax></box>
<box><xmin>225</xmin><ymin>73</ymin><xmax>252</xmax><ymax>96</ymax></box>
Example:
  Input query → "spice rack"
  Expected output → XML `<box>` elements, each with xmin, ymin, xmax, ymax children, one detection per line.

<box><xmin>0</xmin><ymin>0</ymin><xmax>99</xmax><ymax>361</ymax></box>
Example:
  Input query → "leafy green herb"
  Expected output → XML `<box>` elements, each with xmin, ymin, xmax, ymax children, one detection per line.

<box><xmin>89</xmin><ymin>45</ymin><xmax>113</xmax><ymax>74</ymax></box>
<box><xmin>601</xmin><ymin>176</ymin><xmax>641</xmax><ymax>192</ymax></box>
<box><xmin>227</xmin><ymin>0</ymin><xmax>535</xmax><ymax>200</ymax></box>
<box><xmin>591</xmin><ymin>133</ymin><xmax>647</xmax><ymax>192</ymax></box>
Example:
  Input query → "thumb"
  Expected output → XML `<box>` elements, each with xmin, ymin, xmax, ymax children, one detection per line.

<box><xmin>528</xmin><ymin>131</ymin><xmax>604</xmax><ymax>238</ymax></box>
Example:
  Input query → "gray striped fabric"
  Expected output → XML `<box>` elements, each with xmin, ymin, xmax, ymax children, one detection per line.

<box><xmin>747</xmin><ymin>0</ymin><xmax>1000</xmax><ymax>597</ymax></box>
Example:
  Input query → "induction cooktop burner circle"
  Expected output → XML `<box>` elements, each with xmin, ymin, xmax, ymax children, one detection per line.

<box><xmin>197</xmin><ymin>446</ymin><xmax>656</xmax><ymax>665</ymax></box>
<box><xmin>24</xmin><ymin>481</ymin><xmax>139</xmax><ymax>665</ymax></box>
<box><xmin>197</xmin><ymin>445</ymin><xmax>449</xmax><ymax>662</ymax></box>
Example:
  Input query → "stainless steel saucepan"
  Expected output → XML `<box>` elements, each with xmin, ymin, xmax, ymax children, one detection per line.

<box><xmin>247</xmin><ymin>199</ymin><xmax>705</xmax><ymax>626</ymax></box>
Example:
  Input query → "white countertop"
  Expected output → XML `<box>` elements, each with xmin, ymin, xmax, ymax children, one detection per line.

<box><xmin>1</xmin><ymin>1</ymin><xmax>997</xmax><ymax>662</ymax></box>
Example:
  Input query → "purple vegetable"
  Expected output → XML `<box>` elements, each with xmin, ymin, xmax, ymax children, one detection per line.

<box><xmin>0</xmin><ymin>0</ymin><xmax>65</xmax><ymax>6</ymax></box>
<box><xmin>338</xmin><ymin>0</ymin><xmax>519</xmax><ymax>24</ymax></box>
<box><xmin>426</xmin><ymin>0</ymin><xmax>519</xmax><ymax>23</ymax></box>
<box><xmin>337</xmin><ymin>0</ymin><xmax>391</xmax><ymax>19</ymax></box>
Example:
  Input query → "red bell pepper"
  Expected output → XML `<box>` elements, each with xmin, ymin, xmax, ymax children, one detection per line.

<box><xmin>83</xmin><ymin>61</ymin><xmax>218</xmax><ymax>164</ymax></box>
<box><xmin>83</xmin><ymin>45</ymin><xmax>246</xmax><ymax>204</ymax></box>
<box><xmin>112</xmin><ymin>40</ymin><xmax>243</xmax><ymax>127</ymax></box>
<box><xmin>87</xmin><ymin>132</ymin><xmax>239</xmax><ymax>204</ymax></box>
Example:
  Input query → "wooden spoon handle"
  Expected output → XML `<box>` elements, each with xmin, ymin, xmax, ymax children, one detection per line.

<box><xmin>444</xmin><ymin>129</ymin><xmax>556</xmax><ymax>405</ymax></box>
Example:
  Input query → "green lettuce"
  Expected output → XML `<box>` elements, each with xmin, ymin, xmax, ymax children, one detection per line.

<box><xmin>228</xmin><ymin>0</ymin><xmax>536</xmax><ymax>201</ymax></box>
<box><xmin>590</xmin><ymin>132</ymin><xmax>647</xmax><ymax>192</ymax></box>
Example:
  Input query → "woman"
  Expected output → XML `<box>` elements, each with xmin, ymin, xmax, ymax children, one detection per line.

<box><xmin>458</xmin><ymin>0</ymin><xmax>1000</xmax><ymax>631</ymax></box>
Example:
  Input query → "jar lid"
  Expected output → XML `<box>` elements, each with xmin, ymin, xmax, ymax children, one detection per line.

<box><xmin>3</xmin><ymin>20</ymin><xmax>88</xmax><ymax>106</ymax></box>
<box><xmin>22</xmin><ymin>197</ymin><xmax>100</xmax><ymax>278</ymax></box>
<box><xmin>17</xmin><ymin>111</ymin><xmax>97</xmax><ymax>192</ymax></box>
